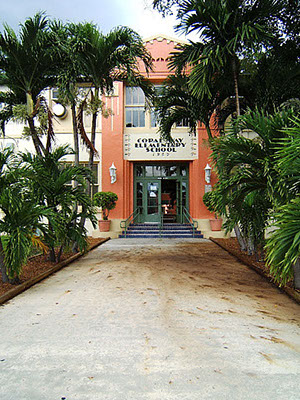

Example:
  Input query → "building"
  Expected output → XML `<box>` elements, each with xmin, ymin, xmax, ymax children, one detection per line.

<box><xmin>100</xmin><ymin>35</ymin><xmax>222</xmax><ymax>238</ymax></box>
<box><xmin>0</xmin><ymin>35</ymin><xmax>226</xmax><ymax>238</ymax></box>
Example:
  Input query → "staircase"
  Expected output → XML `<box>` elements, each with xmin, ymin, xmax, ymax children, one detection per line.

<box><xmin>119</xmin><ymin>223</ymin><xmax>204</xmax><ymax>239</ymax></box>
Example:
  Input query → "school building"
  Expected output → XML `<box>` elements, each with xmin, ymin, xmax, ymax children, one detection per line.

<box><xmin>0</xmin><ymin>35</ymin><xmax>226</xmax><ymax>239</ymax></box>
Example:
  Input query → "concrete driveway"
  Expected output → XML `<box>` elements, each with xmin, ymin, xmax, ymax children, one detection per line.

<box><xmin>0</xmin><ymin>239</ymin><xmax>299</xmax><ymax>400</ymax></box>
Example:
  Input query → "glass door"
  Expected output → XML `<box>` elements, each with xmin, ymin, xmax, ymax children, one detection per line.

<box><xmin>176</xmin><ymin>180</ymin><xmax>181</xmax><ymax>223</ymax></box>
<box><xmin>134</xmin><ymin>164</ymin><xmax>189</xmax><ymax>224</ymax></box>
<box><xmin>146</xmin><ymin>181</ymin><xmax>161</xmax><ymax>223</ymax></box>
<box><xmin>135</xmin><ymin>181</ymin><xmax>144</xmax><ymax>223</ymax></box>
<box><xmin>176</xmin><ymin>180</ymin><xmax>188</xmax><ymax>223</ymax></box>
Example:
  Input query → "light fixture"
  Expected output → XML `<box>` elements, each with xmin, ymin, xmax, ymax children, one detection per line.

<box><xmin>53</xmin><ymin>103</ymin><xmax>67</xmax><ymax>118</ymax></box>
<box><xmin>109</xmin><ymin>162</ymin><xmax>117</xmax><ymax>184</ymax></box>
<box><xmin>204</xmin><ymin>163</ymin><xmax>212</xmax><ymax>183</ymax></box>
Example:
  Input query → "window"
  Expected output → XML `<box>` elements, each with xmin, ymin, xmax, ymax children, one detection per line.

<box><xmin>150</xmin><ymin>109</ymin><xmax>159</xmax><ymax>127</ymax></box>
<box><xmin>125</xmin><ymin>87</ymin><xmax>145</xmax><ymax>127</ymax></box>
<box><xmin>62</xmin><ymin>163</ymin><xmax>99</xmax><ymax>197</ymax></box>
<box><xmin>180</xmin><ymin>166</ymin><xmax>187</xmax><ymax>176</ymax></box>
<box><xmin>134</xmin><ymin>164</ymin><xmax>188</xmax><ymax>178</ymax></box>
<box><xmin>126</xmin><ymin>87</ymin><xmax>145</xmax><ymax>105</ymax></box>
<box><xmin>151</xmin><ymin>85</ymin><xmax>163</xmax><ymax>128</ymax></box>
<box><xmin>135</xmin><ymin>165</ymin><xmax>144</xmax><ymax>177</ymax></box>
<box><xmin>52</xmin><ymin>88</ymin><xmax>59</xmax><ymax>101</ymax></box>
<box><xmin>82</xmin><ymin>163</ymin><xmax>99</xmax><ymax>197</ymax></box>
<box><xmin>176</xmin><ymin>118</ymin><xmax>189</xmax><ymax>127</ymax></box>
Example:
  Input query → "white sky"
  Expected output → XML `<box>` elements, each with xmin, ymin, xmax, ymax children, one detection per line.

<box><xmin>0</xmin><ymin>0</ymin><xmax>184</xmax><ymax>40</ymax></box>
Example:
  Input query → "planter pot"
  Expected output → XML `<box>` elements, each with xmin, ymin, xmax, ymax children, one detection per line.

<box><xmin>209</xmin><ymin>218</ymin><xmax>223</xmax><ymax>231</ymax></box>
<box><xmin>98</xmin><ymin>220</ymin><xmax>111</xmax><ymax>232</ymax></box>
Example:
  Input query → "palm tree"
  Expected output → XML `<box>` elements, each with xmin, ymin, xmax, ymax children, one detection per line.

<box><xmin>240</xmin><ymin>39</ymin><xmax>300</xmax><ymax>113</ymax></box>
<box><xmin>50</xmin><ymin>21</ymin><xmax>101</xmax><ymax>253</ymax></box>
<box><xmin>0</xmin><ymin>183</ymin><xmax>49</xmax><ymax>283</ymax></box>
<box><xmin>208</xmin><ymin>109</ymin><xmax>296</xmax><ymax>254</ymax></box>
<box><xmin>266</xmin><ymin>198</ymin><xmax>300</xmax><ymax>289</ymax></box>
<box><xmin>0</xmin><ymin>13</ymin><xmax>57</xmax><ymax>155</ymax></box>
<box><xmin>0</xmin><ymin>147</ymin><xmax>14</xmax><ymax>282</ymax></box>
<box><xmin>21</xmin><ymin>146</ymin><xmax>97</xmax><ymax>262</ymax></box>
<box><xmin>265</xmin><ymin>117</ymin><xmax>300</xmax><ymax>289</ymax></box>
<box><xmin>73</xmin><ymin>23</ymin><xmax>152</xmax><ymax>187</ymax></box>
<box><xmin>154</xmin><ymin>0</ymin><xmax>282</xmax><ymax>116</ymax></box>
<box><xmin>0</xmin><ymin>148</ymin><xmax>48</xmax><ymax>283</ymax></box>
<box><xmin>51</xmin><ymin>21</ymin><xmax>96</xmax><ymax>168</ymax></box>
<box><xmin>154</xmin><ymin>72</ymin><xmax>231</xmax><ymax>141</ymax></box>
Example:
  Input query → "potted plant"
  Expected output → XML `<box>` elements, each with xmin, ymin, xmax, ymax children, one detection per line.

<box><xmin>93</xmin><ymin>191</ymin><xmax>118</xmax><ymax>232</ymax></box>
<box><xmin>203</xmin><ymin>191</ymin><xmax>223</xmax><ymax>231</ymax></box>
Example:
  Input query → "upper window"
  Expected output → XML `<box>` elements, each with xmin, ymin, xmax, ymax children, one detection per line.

<box><xmin>151</xmin><ymin>85</ymin><xmax>164</xmax><ymax>128</ymax></box>
<box><xmin>176</xmin><ymin>118</ymin><xmax>189</xmax><ymax>127</ymax></box>
<box><xmin>126</xmin><ymin>87</ymin><xmax>145</xmax><ymax>105</ymax></box>
<box><xmin>150</xmin><ymin>110</ymin><xmax>159</xmax><ymax>128</ymax></box>
<box><xmin>125</xmin><ymin>87</ymin><xmax>145</xmax><ymax>127</ymax></box>
<box><xmin>52</xmin><ymin>88</ymin><xmax>59</xmax><ymax>101</ymax></box>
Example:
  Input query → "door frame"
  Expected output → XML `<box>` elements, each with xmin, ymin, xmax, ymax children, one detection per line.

<box><xmin>133</xmin><ymin>163</ymin><xmax>189</xmax><ymax>224</ymax></box>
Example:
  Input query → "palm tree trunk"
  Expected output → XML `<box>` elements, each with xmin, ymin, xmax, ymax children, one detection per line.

<box><xmin>231</xmin><ymin>56</ymin><xmax>240</xmax><ymax>117</ymax></box>
<box><xmin>0</xmin><ymin>239</ymin><xmax>20</xmax><ymax>284</ymax></box>
<box><xmin>72</xmin><ymin>102</ymin><xmax>80</xmax><ymax>253</ymax></box>
<box><xmin>47</xmin><ymin>222</ymin><xmax>57</xmax><ymax>262</ymax></box>
<box><xmin>72</xmin><ymin>103</ymin><xmax>80</xmax><ymax>169</ymax></box>
<box><xmin>27</xmin><ymin>117</ymin><xmax>46</xmax><ymax>156</ymax></box>
<box><xmin>0</xmin><ymin>239</ymin><xmax>9</xmax><ymax>283</ymax></box>
<box><xmin>26</xmin><ymin>92</ymin><xmax>46</xmax><ymax>156</ymax></box>
<box><xmin>204</xmin><ymin>123</ymin><xmax>213</xmax><ymax>141</ymax></box>
<box><xmin>79</xmin><ymin>88</ymin><xmax>99</xmax><ymax>232</ymax></box>
<box><xmin>247</xmin><ymin>237</ymin><xmax>255</xmax><ymax>256</ymax></box>
<box><xmin>78</xmin><ymin>106</ymin><xmax>97</xmax><ymax>232</ymax></box>
<box><xmin>234</xmin><ymin>225</ymin><xmax>247</xmax><ymax>252</ymax></box>
<box><xmin>49</xmin><ymin>247</ymin><xmax>56</xmax><ymax>263</ymax></box>
<box><xmin>293</xmin><ymin>258</ymin><xmax>300</xmax><ymax>290</ymax></box>
<box><xmin>57</xmin><ymin>245</ymin><xmax>64</xmax><ymax>263</ymax></box>
<box><xmin>87</xmin><ymin>110</ymin><xmax>97</xmax><ymax>197</ymax></box>
<box><xmin>88</xmin><ymin>87</ymin><xmax>99</xmax><ymax>195</ymax></box>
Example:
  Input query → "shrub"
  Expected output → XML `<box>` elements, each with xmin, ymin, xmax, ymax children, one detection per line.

<box><xmin>93</xmin><ymin>192</ymin><xmax>118</xmax><ymax>220</ymax></box>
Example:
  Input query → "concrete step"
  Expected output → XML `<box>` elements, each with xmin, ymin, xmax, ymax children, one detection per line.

<box><xmin>124</xmin><ymin>230</ymin><xmax>199</xmax><ymax>236</ymax></box>
<box><xmin>127</xmin><ymin>224</ymin><xmax>195</xmax><ymax>230</ymax></box>
<box><xmin>132</xmin><ymin>223</ymin><xmax>190</xmax><ymax>226</ymax></box>
<box><xmin>119</xmin><ymin>223</ymin><xmax>203</xmax><ymax>239</ymax></box>
<box><xmin>119</xmin><ymin>233</ymin><xmax>204</xmax><ymax>238</ymax></box>
<box><xmin>125</xmin><ymin>228</ymin><xmax>199</xmax><ymax>231</ymax></box>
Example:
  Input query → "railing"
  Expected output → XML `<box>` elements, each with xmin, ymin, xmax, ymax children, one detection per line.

<box><xmin>182</xmin><ymin>206</ymin><xmax>198</xmax><ymax>238</ymax></box>
<box><xmin>120</xmin><ymin>207</ymin><xmax>142</xmax><ymax>238</ymax></box>
<box><xmin>159</xmin><ymin>208</ymin><xmax>164</xmax><ymax>238</ymax></box>
<box><xmin>120</xmin><ymin>206</ymin><xmax>198</xmax><ymax>238</ymax></box>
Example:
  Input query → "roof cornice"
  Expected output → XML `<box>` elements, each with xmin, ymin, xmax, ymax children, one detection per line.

<box><xmin>143</xmin><ymin>34</ymin><xmax>188</xmax><ymax>45</ymax></box>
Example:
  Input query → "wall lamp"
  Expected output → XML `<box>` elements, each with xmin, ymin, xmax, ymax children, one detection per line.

<box><xmin>109</xmin><ymin>162</ymin><xmax>117</xmax><ymax>184</ymax></box>
<box><xmin>204</xmin><ymin>163</ymin><xmax>212</xmax><ymax>184</ymax></box>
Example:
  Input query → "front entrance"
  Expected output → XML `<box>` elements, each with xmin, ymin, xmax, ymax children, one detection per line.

<box><xmin>134</xmin><ymin>164</ymin><xmax>188</xmax><ymax>223</ymax></box>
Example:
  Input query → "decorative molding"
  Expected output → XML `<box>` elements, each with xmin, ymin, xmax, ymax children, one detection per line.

<box><xmin>143</xmin><ymin>34</ymin><xmax>188</xmax><ymax>46</ymax></box>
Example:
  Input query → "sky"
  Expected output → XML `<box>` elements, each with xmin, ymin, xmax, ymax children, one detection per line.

<box><xmin>0</xmin><ymin>0</ymin><xmax>183</xmax><ymax>40</ymax></box>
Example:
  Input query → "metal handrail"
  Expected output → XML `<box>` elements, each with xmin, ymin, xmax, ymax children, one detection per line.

<box><xmin>120</xmin><ymin>207</ymin><xmax>142</xmax><ymax>238</ymax></box>
<box><xmin>159</xmin><ymin>207</ymin><xmax>164</xmax><ymax>238</ymax></box>
<box><xmin>182</xmin><ymin>206</ymin><xmax>198</xmax><ymax>238</ymax></box>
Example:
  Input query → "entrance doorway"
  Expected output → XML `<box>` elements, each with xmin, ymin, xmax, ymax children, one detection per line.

<box><xmin>134</xmin><ymin>164</ymin><xmax>188</xmax><ymax>223</ymax></box>
<box><xmin>161</xmin><ymin>180</ymin><xmax>177</xmax><ymax>223</ymax></box>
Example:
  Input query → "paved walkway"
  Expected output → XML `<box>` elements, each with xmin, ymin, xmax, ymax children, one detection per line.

<box><xmin>0</xmin><ymin>239</ymin><xmax>299</xmax><ymax>400</ymax></box>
